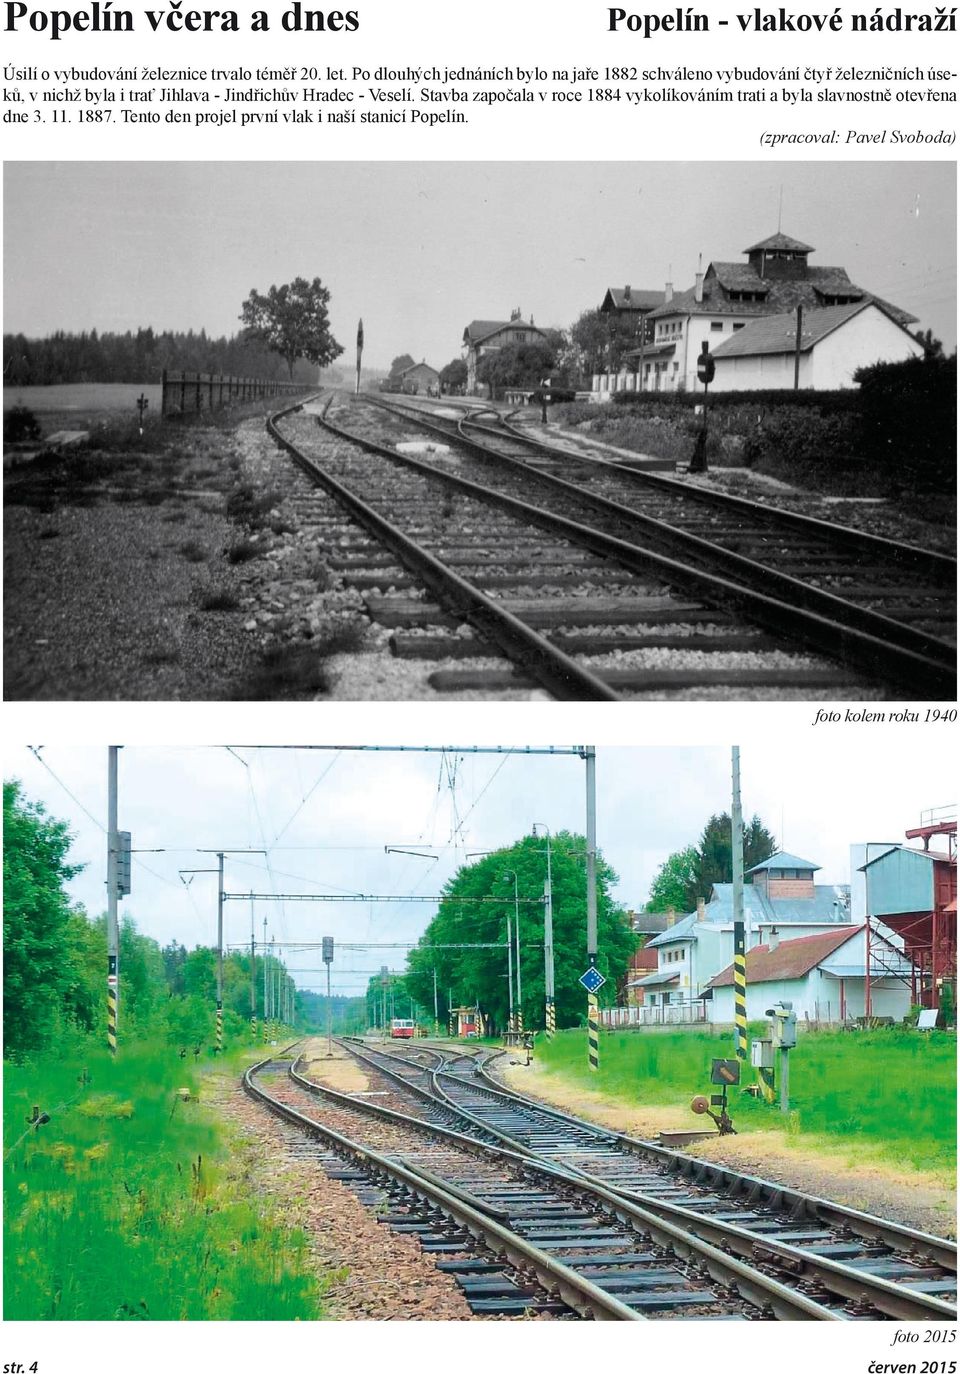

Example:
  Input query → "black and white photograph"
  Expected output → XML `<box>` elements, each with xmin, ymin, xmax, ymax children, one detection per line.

<box><xmin>4</xmin><ymin>161</ymin><xmax>956</xmax><ymax>703</ymax></box>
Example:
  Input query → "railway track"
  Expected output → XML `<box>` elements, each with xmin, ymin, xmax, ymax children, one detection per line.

<box><xmin>337</xmin><ymin>1038</ymin><xmax>956</xmax><ymax>1323</ymax></box>
<box><xmin>246</xmin><ymin>1047</ymin><xmax>865</xmax><ymax>1320</ymax></box>
<box><xmin>266</xmin><ymin>394</ymin><xmax>954</xmax><ymax>701</ymax></box>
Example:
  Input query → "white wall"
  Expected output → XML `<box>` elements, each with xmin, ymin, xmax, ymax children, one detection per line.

<box><xmin>810</xmin><ymin>306</ymin><xmax>924</xmax><ymax>387</ymax></box>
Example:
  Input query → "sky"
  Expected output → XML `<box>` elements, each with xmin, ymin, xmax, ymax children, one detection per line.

<box><xmin>6</xmin><ymin>741</ymin><xmax>954</xmax><ymax>999</ymax></box>
<box><xmin>3</xmin><ymin>161</ymin><xmax>955</xmax><ymax>369</ymax></box>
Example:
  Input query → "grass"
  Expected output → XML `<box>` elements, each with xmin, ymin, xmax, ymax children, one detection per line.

<box><xmin>239</xmin><ymin>623</ymin><xmax>367</xmax><ymax>700</ymax></box>
<box><xmin>4</xmin><ymin>1041</ymin><xmax>324</xmax><ymax>1320</ymax></box>
<box><xmin>535</xmin><ymin>1026</ymin><xmax>957</xmax><ymax>1176</ymax></box>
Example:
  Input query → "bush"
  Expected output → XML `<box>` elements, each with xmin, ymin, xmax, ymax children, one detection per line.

<box><xmin>855</xmin><ymin>354</ymin><xmax>956</xmax><ymax>495</ymax></box>
<box><xmin>4</xmin><ymin>404</ymin><xmax>43</xmax><ymax>443</ymax></box>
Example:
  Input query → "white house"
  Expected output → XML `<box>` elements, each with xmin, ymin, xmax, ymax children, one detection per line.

<box><xmin>591</xmin><ymin>230</ymin><xmax>918</xmax><ymax>396</ymax></box>
<box><xmin>709</xmin><ymin>301</ymin><xmax>925</xmax><ymax>391</ymax></box>
<box><xmin>707</xmin><ymin>924</ymin><xmax>913</xmax><ymax>1025</ymax></box>
<box><xmin>631</xmin><ymin>851</ymin><xmax>852</xmax><ymax>1023</ymax></box>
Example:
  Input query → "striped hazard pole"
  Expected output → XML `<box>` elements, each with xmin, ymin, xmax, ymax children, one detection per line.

<box><xmin>216</xmin><ymin>1001</ymin><xmax>223</xmax><ymax>1055</ymax></box>
<box><xmin>587</xmin><ymin>992</ymin><xmax>600</xmax><ymax>1072</ymax></box>
<box><xmin>107</xmin><ymin>956</ymin><xmax>118</xmax><ymax>1056</ymax></box>
<box><xmin>545</xmin><ymin>999</ymin><xmax>556</xmax><ymax>1040</ymax></box>
<box><xmin>733</xmin><ymin>921</ymin><xmax>748</xmax><ymax>1062</ymax></box>
<box><xmin>731</xmin><ymin>747</ymin><xmax>748</xmax><ymax>1064</ymax></box>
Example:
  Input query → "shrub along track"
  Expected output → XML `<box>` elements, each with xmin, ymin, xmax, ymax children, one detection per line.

<box><xmin>267</xmin><ymin>394</ymin><xmax>936</xmax><ymax>701</ymax></box>
<box><xmin>337</xmin><ymin>1038</ymin><xmax>956</xmax><ymax>1323</ymax></box>
<box><xmin>245</xmin><ymin>1047</ymin><xmax>859</xmax><ymax>1320</ymax></box>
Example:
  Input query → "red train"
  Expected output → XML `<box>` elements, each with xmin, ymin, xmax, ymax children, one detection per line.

<box><xmin>390</xmin><ymin>1018</ymin><xmax>416</xmax><ymax>1038</ymax></box>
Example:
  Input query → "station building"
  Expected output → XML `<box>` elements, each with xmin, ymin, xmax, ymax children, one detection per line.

<box><xmin>461</xmin><ymin>310</ymin><xmax>548</xmax><ymax>394</ymax></box>
<box><xmin>591</xmin><ymin>231</ymin><xmax>918</xmax><ymax>397</ymax></box>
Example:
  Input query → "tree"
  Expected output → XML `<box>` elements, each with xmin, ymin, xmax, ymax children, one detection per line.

<box><xmin>647</xmin><ymin>815</ymin><xmax>776</xmax><ymax>915</ymax></box>
<box><xmin>914</xmin><ymin>327</ymin><xmax>944</xmax><ymax>360</ymax></box>
<box><xmin>388</xmin><ymin>353</ymin><xmax>415</xmax><ymax>382</ymax></box>
<box><xmin>3</xmin><ymin>780</ymin><xmax>84</xmax><ymax>1059</ymax></box>
<box><xmin>569</xmin><ymin>309</ymin><xmax>643</xmax><ymax>381</ymax></box>
<box><xmin>239</xmin><ymin>276</ymin><xmax>343</xmax><ymax>380</ymax></box>
<box><xmin>647</xmin><ymin>845</ymin><xmax>700</xmax><ymax>914</ymax></box>
<box><xmin>697</xmin><ymin>812</ymin><xmax>776</xmax><ymax>894</ymax></box>
<box><xmin>403</xmin><ymin>832</ymin><xmax>635</xmax><ymax>1032</ymax></box>
<box><xmin>476</xmin><ymin>339</ymin><xmax>558</xmax><ymax>399</ymax></box>
<box><xmin>439</xmin><ymin>358</ymin><xmax>467</xmax><ymax>394</ymax></box>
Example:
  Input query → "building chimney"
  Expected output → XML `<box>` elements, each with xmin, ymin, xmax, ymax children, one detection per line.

<box><xmin>666</xmin><ymin>908</ymin><xmax>676</xmax><ymax>927</ymax></box>
<box><xmin>694</xmin><ymin>272</ymin><xmax>704</xmax><ymax>304</ymax></box>
<box><xmin>665</xmin><ymin>281</ymin><xmax>673</xmax><ymax>304</ymax></box>
<box><xmin>696</xmin><ymin>898</ymin><xmax>706</xmax><ymax>922</ymax></box>
<box><xmin>768</xmin><ymin>927</ymin><xmax>780</xmax><ymax>952</ymax></box>
<box><xmin>624</xmin><ymin>284</ymin><xmax>632</xmax><ymax>302</ymax></box>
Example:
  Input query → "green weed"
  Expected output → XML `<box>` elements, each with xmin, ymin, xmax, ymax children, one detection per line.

<box><xmin>4</xmin><ymin>1042</ymin><xmax>323</xmax><ymax>1320</ymax></box>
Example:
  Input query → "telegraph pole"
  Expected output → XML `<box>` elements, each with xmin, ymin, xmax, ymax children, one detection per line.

<box><xmin>506</xmin><ymin>908</ymin><xmax>515</xmax><ymax>1035</ymax></box>
<box><xmin>585</xmin><ymin>746</ymin><xmax>600</xmax><ymax>1071</ymax></box>
<box><xmin>250</xmin><ymin>893</ymin><xmax>257</xmax><ymax>1040</ymax></box>
<box><xmin>106</xmin><ymin>747</ymin><xmax>120</xmax><ymax>1055</ymax></box>
<box><xmin>432</xmin><ymin>965</ymin><xmax>439</xmax><ymax>1037</ymax></box>
<box><xmin>262</xmin><ymin>917</ymin><xmax>269</xmax><ymax>1034</ymax></box>
<box><xmin>533</xmin><ymin>825</ymin><xmax>555</xmax><ymax>1039</ymax></box>
<box><xmin>502</xmin><ymin>871</ymin><xmax>523</xmax><ymax>1034</ymax></box>
<box><xmin>216</xmin><ymin>852</ymin><xmax>224</xmax><ymax>1053</ymax></box>
<box><xmin>732</xmin><ymin>747</ymin><xmax>748</xmax><ymax>1062</ymax></box>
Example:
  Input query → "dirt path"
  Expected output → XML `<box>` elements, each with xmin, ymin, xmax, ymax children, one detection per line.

<box><xmin>207</xmin><ymin>1048</ymin><xmax>475</xmax><ymax>1320</ymax></box>
<box><xmin>496</xmin><ymin>1059</ymin><xmax>956</xmax><ymax>1239</ymax></box>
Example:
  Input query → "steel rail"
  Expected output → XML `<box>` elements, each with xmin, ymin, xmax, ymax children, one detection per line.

<box><xmin>487</xmin><ymin>410</ymin><xmax>956</xmax><ymax>584</ymax></box>
<box><xmin>468</xmin><ymin>1055</ymin><xmax>959</xmax><ymax>1274</ymax></box>
<box><xmin>284</xmin><ymin>1051</ymin><xmax>837</xmax><ymax>1320</ymax></box>
<box><xmin>365</xmin><ymin>394</ymin><xmax>954</xmax><ymax>581</ymax></box>
<box><xmin>366</xmin><ymin>395</ymin><xmax>954</xmax><ymax>675</ymax></box>
<box><xmin>316</xmin><ymin>401</ymin><xmax>951</xmax><ymax>697</ymax></box>
<box><xmin>349</xmin><ymin>1041</ymin><xmax>955</xmax><ymax>1322</ymax></box>
<box><xmin>266</xmin><ymin>399</ymin><xmax>618</xmax><ymax>701</ymax></box>
<box><xmin>243</xmin><ymin>1053</ymin><xmax>643</xmax><ymax>1320</ymax></box>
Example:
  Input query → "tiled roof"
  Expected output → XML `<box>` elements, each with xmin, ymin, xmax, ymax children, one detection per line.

<box><xmin>400</xmin><ymin>361</ymin><xmax>439</xmax><ymax>379</ymax></box>
<box><xmin>630</xmin><ymin>969</ymin><xmax>681</xmax><ymax>989</ymax></box>
<box><xmin>648</xmin><ymin>260</ymin><xmax>915</xmax><ymax>326</ymax></box>
<box><xmin>712</xmin><ymin>301</ymin><xmax>884</xmax><ymax>359</ymax></box>
<box><xmin>647</xmin><ymin>881</ymin><xmax>851</xmax><ymax>945</ymax></box>
<box><xmin>602</xmin><ymin>287</ymin><xmax>666</xmax><ymax>312</ymax></box>
<box><xmin>631</xmin><ymin>912</ymin><xmax>672</xmax><ymax>934</ymax></box>
<box><xmin>708</xmin><ymin>926</ymin><xmax>861</xmax><ymax>987</ymax></box>
<box><xmin>463</xmin><ymin>318</ymin><xmax>544</xmax><ymax>345</ymax></box>
<box><xmin>623</xmin><ymin>342</ymin><xmax>676</xmax><ymax>360</ymax></box>
<box><xmin>745</xmin><ymin>232</ymin><xmax>816</xmax><ymax>253</ymax></box>
<box><xmin>748</xmin><ymin>850</ymin><xmax>820</xmax><ymax>874</ymax></box>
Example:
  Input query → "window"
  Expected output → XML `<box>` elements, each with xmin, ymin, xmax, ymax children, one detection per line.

<box><xmin>733</xmin><ymin>322</ymin><xmax>745</xmax><ymax>331</ymax></box>
<box><xmin>710</xmin><ymin>321</ymin><xmax>723</xmax><ymax>332</ymax></box>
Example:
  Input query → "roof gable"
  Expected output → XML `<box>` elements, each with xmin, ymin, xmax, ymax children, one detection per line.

<box><xmin>745</xmin><ymin>232</ymin><xmax>815</xmax><ymax>254</ymax></box>
<box><xmin>748</xmin><ymin>850</ymin><xmax>820</xmax><ymax>874</ymax></box>
<box><xmin>709</xmin><ymin>925</ymin><xmax>861</xmax><ymax>987</ymax></box>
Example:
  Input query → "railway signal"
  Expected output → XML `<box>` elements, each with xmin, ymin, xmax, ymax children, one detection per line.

<box><xmin>323</xmin><ymin>936</ymin><xmax>334</xmax><ymax>1056</ymax></box>
<box><xmin>136</xmin><ymin>392</ymin><xmax>149</xmax><ymax>435</ymax></box>
<box><xmin>690</xmin><ymin>341</ymin><xmax>714</xmax><ymax>473</ymax></box>
<box><xmin>356</xmin><ymin>318</ymin><xmax>364</xmax><ymax>396</ymax></box>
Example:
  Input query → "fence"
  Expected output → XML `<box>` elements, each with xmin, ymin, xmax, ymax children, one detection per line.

<box><xmin>160</xmin><ymin>370</ymin><xmax>314</xmax><ymax>418</ymax></box>
<box><xmin>600</xmin><ymin>1002</ymin><xmax>707</xmax><ymax>1029</ymax></box>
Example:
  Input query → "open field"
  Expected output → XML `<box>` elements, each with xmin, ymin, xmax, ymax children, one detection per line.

<box><xmin>4</xmin><ymin>383</ymin><xmax>164</xmax><ymax>435</ymax></box>
<box><xmin>3</xmin><ymin>1040</ymin><xmax>324</xmax><ymax>1320</ymax></box>
<box><xmin>527</xmin><ymin>1027</ymin><xmax>957</xmax><ymax>1179</ymax></box>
